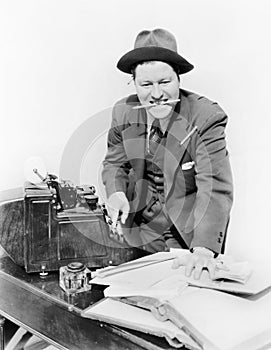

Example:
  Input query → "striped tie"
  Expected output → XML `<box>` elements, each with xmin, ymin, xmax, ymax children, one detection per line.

<box><xmin>148</xmin><ymin>119</ymin><xmax>163</xmax><ymax>155</ymax></box>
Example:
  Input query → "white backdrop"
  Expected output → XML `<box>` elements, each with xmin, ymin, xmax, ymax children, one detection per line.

<box><xmin>1</xmin><ymin>0</ymin><xmax>271</xmax><ymax>262</ymax></box>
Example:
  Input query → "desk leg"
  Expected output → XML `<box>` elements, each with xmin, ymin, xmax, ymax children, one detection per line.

<box><xmin>0</xmin><ymin>315</ymin><xmax>5</xmax><ymax>350</ymax></box>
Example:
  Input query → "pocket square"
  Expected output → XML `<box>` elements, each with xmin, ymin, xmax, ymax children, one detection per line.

<box><xmin>181</xmin><ymin>161</ymin><xmax>195</xmax><ymax>170</ymax></box>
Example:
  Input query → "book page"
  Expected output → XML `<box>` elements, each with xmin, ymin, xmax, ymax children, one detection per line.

<box><xmin>166</xmin><ymin>288</ymin><xmax>271</xmax><ymax>350</ymax></box>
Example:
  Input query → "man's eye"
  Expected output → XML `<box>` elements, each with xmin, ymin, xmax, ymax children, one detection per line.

<box><xmin>160</xmin><ymin>80</ymin><xmax>170</xmax><ymax>85</ymax></box>
<box><xmin>141</xmin><ymin>83</ymin><xmax>151</xmax><ymax>87</ymax></box>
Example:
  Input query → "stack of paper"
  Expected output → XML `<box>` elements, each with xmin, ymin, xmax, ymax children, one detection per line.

<box><xmin>91</xmin><ymin>250</ymin><xmax>270</xmax><ymax>295</ymax></box>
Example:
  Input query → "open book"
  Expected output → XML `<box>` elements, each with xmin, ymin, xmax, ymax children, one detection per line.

<box><xmin>84</xmin><ymin>250</ymin><xmax>271</xmax><ymax>350</ymax></box>
<box><xmin>83</xmin><ymin>286</ymin><xmax>271</xmax><ymax>350</ymax></box>
<box><xmin>122</xmin><ymin>286</ymin><xmax>271</xmax><ymax>350</ymax></box>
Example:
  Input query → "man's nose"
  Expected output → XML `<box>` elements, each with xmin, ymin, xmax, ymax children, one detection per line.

<box><xmin>151</xmin><ymin>83</ymin><xmax>163</xmax><ymax>100</ymax></box>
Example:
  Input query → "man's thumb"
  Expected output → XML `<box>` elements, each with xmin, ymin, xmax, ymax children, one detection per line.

<box><xmin>120</xmin><ymin>200</ymin><xmax>130</xmax><ymax>224</ymax></box>
<box><xmin>121</xmin><ymin>211</ymin><xmax>128</xmax><ymax>224</ymax></box>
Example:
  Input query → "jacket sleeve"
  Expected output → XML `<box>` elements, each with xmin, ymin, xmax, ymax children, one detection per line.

<box><xmin>102</xmin><ymin>103</ymin><xmax>131</xmax><ymax>198</ymax></box>
<box><xmin>190</xmin><ymin>110</ymin><xmax>233</xmax><ymax>253</ymax></box>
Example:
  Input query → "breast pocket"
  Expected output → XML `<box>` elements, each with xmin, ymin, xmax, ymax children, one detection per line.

<box><xmin>179</xmin><ymin>163</ymin><xmax>197</xmax><ymax>195</ymax></box>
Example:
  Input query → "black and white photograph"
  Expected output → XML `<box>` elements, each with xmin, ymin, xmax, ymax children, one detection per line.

<box><xmin>0</xmin><ymin>1</ymin><xmax>271</xmax><ymax>349</ymax></box>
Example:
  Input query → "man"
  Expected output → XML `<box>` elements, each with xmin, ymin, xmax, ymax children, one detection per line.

<box><xmin>102</xmin><ymin>28</ymin><xmax>233</xmax><ymax>279</ymax></box>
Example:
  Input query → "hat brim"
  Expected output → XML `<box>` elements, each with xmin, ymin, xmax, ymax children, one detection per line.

<box><xmin>117</xmin><ymin>47</ymin><xmax>194</xmax><ymax>74</ymax></box>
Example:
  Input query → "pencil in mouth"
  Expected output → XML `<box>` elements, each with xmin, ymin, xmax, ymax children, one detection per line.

<box><xmin>132</xmin><ymin>99</ymin><xmax>180</xmax><ymax>110</ymax></box>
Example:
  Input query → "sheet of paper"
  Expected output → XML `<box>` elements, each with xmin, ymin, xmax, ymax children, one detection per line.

<box><xmin>91</xmin><ymin>258</ymin><xmax>179</xmax><ymax>289</ymax></box>
<box><xmin>92</xmin><ymin>251</ymin><xmax>176</xmax><ymax>279</ymax></box>
<box><xmin>104</xmin><ymin>279</ymin><xmax>187</xmax><ymax>299</ymax></box>
<box><xmin>91</xmin><ymin>250</ymin><xmax>271</xmax><ymax>296</ymax></box>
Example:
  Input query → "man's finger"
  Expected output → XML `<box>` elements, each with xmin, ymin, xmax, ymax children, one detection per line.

<box><xmin>215</xmin><ymin>262</ymin><xmax>230</xmax><ymax>271</ymax></box>
<box><xmin>121</xmin><ymin>201</ymin><xmax>130</xmax><ymax>224</ymax></box>
<box><xmin>193</xmin><ymin>260</ymin><xmax>206</xmax><ymax>280</ymax></box>
<box><xmin>171</xmin><ymin>256</ymin><xmax>187</xmax><ymax>269</ymax></box>
<box><xmin>110</xmin><ymin>210</ymin><xmax>119</xmax><ymax>228</ymax></box>
<box><xmin>121</xmin><ymin>210</ymin><xmax>129</xmax><ymax>224</ymax></box>
<box><xmin>207</xmin><ymin>261</ymin><xmax>216</xmax><ymax>280</ymax></box>
<box><xmin>185</xmin><ymin>258</ymin><xmax>195</xmax><ymax>277</ymax></box>
<box><xmin>106</xmin><ymin>203</ymin><xmax>116</xmax><ymax>219</ymax></box>
<box><xmin>172</xmin><ymin>257</ymin><xmax>181</xmax><ymax>269</ymax></box>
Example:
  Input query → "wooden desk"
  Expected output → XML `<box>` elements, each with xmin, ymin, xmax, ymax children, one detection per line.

<box><xmin>0</xmin><ymin>251</ymin><xmax>181</xmax><ymax>350</ymax></box>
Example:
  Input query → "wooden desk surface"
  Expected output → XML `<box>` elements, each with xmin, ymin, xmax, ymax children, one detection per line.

<box><xmin>0</xmin><ymin>251</ymin><xmax>181</xmax><ymax>350</ymax></box>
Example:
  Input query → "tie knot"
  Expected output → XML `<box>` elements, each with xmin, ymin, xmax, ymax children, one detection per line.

<box><xmin>150</xmin><ymin>119</ymin><xmax>163</xmax><ymax>138</ymax></box>
<box><xmin>151</xmin><ymin>118</ymin><xmax>161</xmax><ymax>130</ymax></box>
<box><xmin>148</xmin><ymin>119</ymin><xmax>163</xmax><ymax>155</ymax></box>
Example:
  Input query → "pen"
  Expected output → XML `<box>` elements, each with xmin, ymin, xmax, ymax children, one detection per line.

<box><xmin>132</xmin><ymin>99</ymin><xmax>180</xmax><ymax>110</ymax></box>
<box><xmin>179</xmin><ymin>126</ymin><xmax>198</xmax><ymax>146</ymax></box>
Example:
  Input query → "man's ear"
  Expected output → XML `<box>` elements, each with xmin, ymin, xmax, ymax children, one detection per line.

<box><xmin>178</xmin><ymin>75</ymin><xmax>182</xmax><ymax>84</ymax></box>
<box><xmin>127</xmin><ymin>77</ymin><xmax>133</xmax><ymax>85</ymax></box>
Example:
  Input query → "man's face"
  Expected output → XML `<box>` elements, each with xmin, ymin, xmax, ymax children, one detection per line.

<box><xmin>134</xmin><ymin>61</ymin><xmax>180</xmax><ymax>119</ymax></box>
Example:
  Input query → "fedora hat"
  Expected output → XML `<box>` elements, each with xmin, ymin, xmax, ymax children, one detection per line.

<box><xmin>117</xmin><ymin>28</ymin><xmax>194</xmax><ymax>74</ymax></box>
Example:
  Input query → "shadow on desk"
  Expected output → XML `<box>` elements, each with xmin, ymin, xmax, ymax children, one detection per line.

<box><xmin>4</xmin><ymin>320</ymin><xmax>57</xmax><ymax>350</ymax></box>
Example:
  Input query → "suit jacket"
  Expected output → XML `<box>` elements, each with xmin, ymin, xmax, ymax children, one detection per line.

<box><xmin>102</xmin><ymin>89</ymin><xmax>233</xmax><ymax>253</ymax></box>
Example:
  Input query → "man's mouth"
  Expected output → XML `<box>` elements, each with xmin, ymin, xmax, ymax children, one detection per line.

<box><xmin>149</xmin><ymin>103</ymin><xmax>173</xmax><ymax>119</ymax></box>
<box><xmin>150</xmin><ymin>99</ymin><xmax>168</xmax><ymax>106</ymax></box>
<box><xmin>133</xmin><ymin>99</ymin><xmax>180</xmax><ymax>110</ymax></box>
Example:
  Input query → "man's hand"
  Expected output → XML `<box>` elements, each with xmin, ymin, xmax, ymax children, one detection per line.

<box><xmin>106</xmin><ymin>192</ymin><xmax>130</xmax><ymax>228</ymax></box>
<box><xmin>172</xmin><ymin>247</ymin><xmax>216</xmax><ymax>280</ymax></box>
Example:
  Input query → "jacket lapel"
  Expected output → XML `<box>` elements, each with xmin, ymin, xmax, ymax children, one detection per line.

<box><xmin>164</xmin><ymin>117</ymin><xmax>191</xmax><ymax>197</ymax></box>
<box><xmin>122</xmin><ymin>108</ymin><xmax>146</xmax><ymax>179</ymax></box>
<box><xmin>164</xmin><ymin>94</ymin><xmax>193</xmax><ymax>197</ymax></box>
